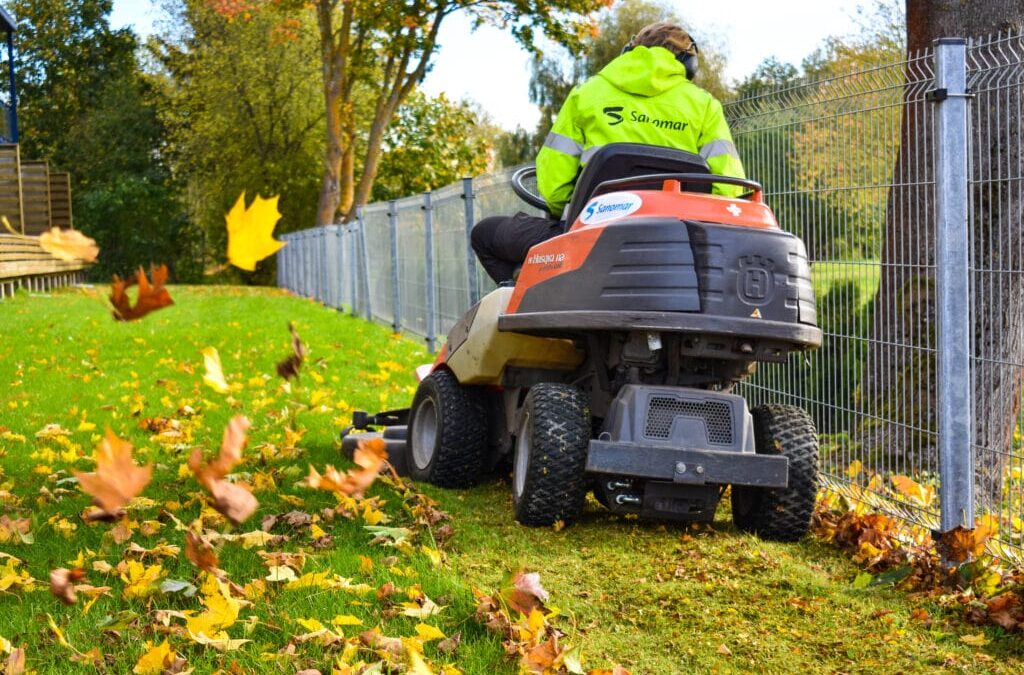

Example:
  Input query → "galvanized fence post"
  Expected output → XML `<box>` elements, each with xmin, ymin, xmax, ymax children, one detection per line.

<box><xmin>388</xmin><ymin>200</ymin><xmax>401</xmax><ymax>332</ymax></box>
<box><xmin>339</xmin><ymin>225</ymin><xmax>348</xmax><ymax>313</ymax></box>
<box><xmin>424</xmin><ymin>190</ymin><xmax>437</xmax><ymax>352</ymax></box>
<box><xmin>349</xmin><ymin>221</ymin><xmax>359</xmax><ymax>315</ymax></box>
<box><xmin>462</xmin><ymin>177</ymin><xmax>480</xmax><ymax>306</ymax></box>
<box><xmin>933</xmin><ymin>37</ymin><xmax>973</xmax><ymax>532</ymax></box>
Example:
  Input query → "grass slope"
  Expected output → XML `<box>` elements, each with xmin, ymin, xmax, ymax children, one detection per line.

<box><xmin>0</xmin><ymin>285</ymin><xmax>1022</xmax><ymax>674</ymax></box>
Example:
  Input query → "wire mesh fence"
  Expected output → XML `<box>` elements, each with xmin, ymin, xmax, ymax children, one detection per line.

<box><xmin>277</xmin><ymin>32</ymin><xmax>1024</xmax><ymax>562</ymax></box>
<box><xmin>726</xmin><ymin>46</ymin><xmax>942</xmax><ymax>531</ymax></box>
<box><xmin>966</xmin><ymin>32</ymin><xmax>1024</xmax><ymax>559</ymax></box>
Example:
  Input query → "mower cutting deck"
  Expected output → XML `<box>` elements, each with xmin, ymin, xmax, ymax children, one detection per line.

<box><xmin>343</xmin><ymin>143</ymin><xmax>822</xmax><ymax>541</ymax></box>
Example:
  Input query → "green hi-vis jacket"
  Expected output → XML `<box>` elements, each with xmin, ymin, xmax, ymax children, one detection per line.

<box><xmin>536</xmin><ymin>45</ymin><xmax>746</xmax><ymax>216</ymax></box>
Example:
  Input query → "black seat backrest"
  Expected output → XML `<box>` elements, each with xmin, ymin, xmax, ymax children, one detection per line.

<box><xmin>564</xmin><ymin>143</ymin><xmax>711</xmax><ymax>224</ymax></box>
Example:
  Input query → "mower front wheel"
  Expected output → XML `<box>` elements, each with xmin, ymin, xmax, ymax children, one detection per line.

<box><xmin>512</xmin><ymin>384</ymin><xmax>590</xmax><ymax>527</ymax></box>
<box><xmin>407</xmin><ymin>369</ymin><xmax>487</xmax><ymax>488</ymax></box>
<box><xmin>732</xmin><ymin>404</ymin><xmax>819</xmax><ymax>541</ymax></box>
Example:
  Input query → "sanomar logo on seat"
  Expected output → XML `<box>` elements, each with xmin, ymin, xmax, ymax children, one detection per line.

<box><xmin>580</xmin><ymin>192</ymin><xmax>643</xmax><ymax>225</ymax></box>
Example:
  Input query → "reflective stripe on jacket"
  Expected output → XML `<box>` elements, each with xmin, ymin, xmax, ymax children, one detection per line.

<box><xmin>536</xmin><ymin>45</ymin><xmax>746</xmax><ymax>215</ymax></box>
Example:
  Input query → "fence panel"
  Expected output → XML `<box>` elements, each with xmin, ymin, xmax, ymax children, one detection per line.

<box><xmin>967</xmin><ymin>33</ymin><xmax>1024</xmax><ymax>558</ymax></box>
<box><xmin>362</xmin><ymin>202</ymin><xmax>393</xmax><ymax>326</ymax></box>
<box><xmin>727</xmin><ymin>48</ymin><xmax>942</xmax><ymax>530</ymax></box>
<box><xmin>395</xmin><ymin>195</ymin><xmax>429</xmax><ymax>338</ymax></box>
<box><xmin>432</xmin><ymin>182</ymin><xmax>472</xmax><ymax>337</ymax></box>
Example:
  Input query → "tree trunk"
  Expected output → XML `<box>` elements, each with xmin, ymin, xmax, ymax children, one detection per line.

<box><xmin>316</xmin><ymin>78</ymin><xmax>344</xmax><ymax>226</ymax></box>
<box><xmin>860</xmin><ymin>1</ymin><xmax>1024</xmax><ymax>508</ymax></box>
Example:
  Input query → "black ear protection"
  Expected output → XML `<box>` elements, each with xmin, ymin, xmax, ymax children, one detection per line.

<box><xmin>621</xmin><ymin>40</ymin><xmax>700</xmax><ymax>81</ymax></box>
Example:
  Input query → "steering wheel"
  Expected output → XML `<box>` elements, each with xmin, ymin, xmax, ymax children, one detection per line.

<box><xmin>511</xmin><ymin>166</ymin><xmax>550</xmax><ymax>212</ymax></box>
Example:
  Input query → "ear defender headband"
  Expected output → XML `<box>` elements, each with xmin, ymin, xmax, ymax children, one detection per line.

<box><xmin>621</xmin><ymin>38</ymin><xmax>700</xmax><ymax>81</ymax></box>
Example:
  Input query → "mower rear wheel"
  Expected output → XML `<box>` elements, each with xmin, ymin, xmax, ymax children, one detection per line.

<box><xmin>512</xmin><ymin>383</ymin><xmax>590</xmax><ymax>527</ymax></box>
<box><xmin>732</xmin><ymin>404</ymin><xmax>818</xmax><ymax>542</ymax></box>
<box><xmin>407</xmin><ymin>369</ymin><xmax>487</xmax><ymax>488</ymax></box>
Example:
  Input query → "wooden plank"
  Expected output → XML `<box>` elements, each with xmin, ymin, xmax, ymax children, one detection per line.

<box><xmin>0</xmin><ymin>144</ymin><xmax>23</xmax><ymax>234</ymax></box>
<box><xmin>0</xmin><ymin>261</ymin><xmax>85</xmax><ymax>279</ymax></box>
<box><xmin>49</xmin><ymin>172</ymin><xmax>72</xmax><ymax>228</ymax></box>
<box><xmin>21</xmin><ymin>160</ymin><xmax>50</xmax><ymax>236</ymax></box>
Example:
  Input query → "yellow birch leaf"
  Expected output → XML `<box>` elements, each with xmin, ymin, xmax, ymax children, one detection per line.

<box><xmin>201</xmin><ymin>348</ymin><xmax>230</xmax><ymax>394</ymax></box>
<box><xmin>330</xmin><ymin>614</ymin><xmax>362</xmax><ymax>627</ymax></box>
<box><xmin>133</xmin><ymin>640</ymin><xmax>175</xmax><ymax>675</ymax></box>
<box><xmin>415</xmin><ymin>623</ymin><xmax>446</xmax><ymax>642</ymax></box>
<box><xmin>296</xmin><ymin>618</ymin><xmax>324</xmax><ymax>632</ymax></box>
<box><xmin>225</xmin><ymin>192</ymin><xmax>285</xmax><ymax>271</ymax></box>
<box><xmin>960</xmin><ymin>633</ymin><xmax>990</xmax><ymax>646</ymax></box>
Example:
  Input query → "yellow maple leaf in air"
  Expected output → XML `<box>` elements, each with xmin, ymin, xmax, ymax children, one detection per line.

<box><xmin>225</xmin><ymin>192</ymin><xmax>285</xmax><ymax>271</ymax></box>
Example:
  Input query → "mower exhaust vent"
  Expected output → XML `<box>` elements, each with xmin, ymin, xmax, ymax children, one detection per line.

<box><xmin>643</xmin><ymin>397</ymin><xmax>733</xmax><ymax>445</ymax></box>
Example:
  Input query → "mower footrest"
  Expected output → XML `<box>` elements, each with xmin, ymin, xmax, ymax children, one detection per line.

<box><xmin>586</xmin><ymin>440</ymin><xmax>788</xmax><ymax>488</ymax></box>
<box><xmin>341</xmin><ymin>430</ymin><xmax>410</xmax><ymax>477</ymax></box>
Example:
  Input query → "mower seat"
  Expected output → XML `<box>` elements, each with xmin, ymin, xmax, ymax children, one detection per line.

<box><xmin>564</xmin><ymin>143</ymin><xmax>712</xmax><ymax>224</ymax></box>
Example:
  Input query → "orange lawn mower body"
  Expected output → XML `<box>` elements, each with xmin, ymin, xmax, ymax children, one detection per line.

<box><xmin>344</xmin><ymin>144</ymin><xmax>822</xmax><ymax>541</ymax></box>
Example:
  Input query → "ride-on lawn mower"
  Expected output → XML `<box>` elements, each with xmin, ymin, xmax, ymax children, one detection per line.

<box><xmin>343</xmin><ymin>143</ymin><xmax>822</xmax><ymax>541</ymax></box>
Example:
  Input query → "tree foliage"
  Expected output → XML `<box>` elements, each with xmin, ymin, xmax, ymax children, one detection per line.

<box><xmin>155</xmin><ymin>0</ymin><xmax>325</xmax><ymax>284</ymax></box>
<box><xmin>10</xmin><ymin>0</ymin><xmax>195</xmax><ymax>280</ymax></box>
<box><xmin>371</xmin><ymin>92</ymin><xmax>491</xmax><ymax>201</ymax></box>
<box><xmin>206</xmin><ymin>0</ymin><xmax>611</xmax><ymax>225</ymax></box>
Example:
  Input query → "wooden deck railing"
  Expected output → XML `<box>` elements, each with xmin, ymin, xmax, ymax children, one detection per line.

<box><xmin>0</xmin><ymin>233</ymin><xmax>89</xmax><ymax>298</ymax></box>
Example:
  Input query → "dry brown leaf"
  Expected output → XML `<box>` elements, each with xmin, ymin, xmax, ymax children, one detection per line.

<box><xmin>73</xmin><ymin>429</ymin><xmax>152</xmax><ymax>518</ymax></box>
<box><xmin>189</xmin><ymin>416</ymin><xmax>258</xmax><ymax>524</ymax></box>
<box><xmin>6</xmin><ymin>648</ymin><xmax>25</xmax><ymax>675</ymax></box>
<box><xmin>504</xmin><ymin>570</ymin><xmax>549</xmax><ymax>615</ymax></box>
<box><xmin>49</xmin><ymin>568</ymin><xmax>86</xmax><ymax>605</ymax></box>
<box><xmin>358</xmin><ymin>629</ymin><xmax>404</xmax><ymax>658</ymax></box>
<box><xmin>275</xmin><ymin>322</ymin><xmax>306</xmax><ymax>381</ymax></box>
<box><xmin>437</xmin><ymin>631</ymin><xmax>461</xmax><ymax>655</ymax></box>
<box><xmin>185</xmin><ymin>532</ymin><xmax>220</xmax><ymax>573</ymax></box>
<box><xmin>38</xmin><ymin>227</ymin><xmax>99</xmax><ymax>262</ymax></box>
<box><xmin>937</xmin><ymin>526</ymin><xmax>992</xmax><ymax>564</ymax></box>
<box><xmin>110</xmin><ymin>265</ymin><xmax>175</xmax><ymax>322</ymax></box>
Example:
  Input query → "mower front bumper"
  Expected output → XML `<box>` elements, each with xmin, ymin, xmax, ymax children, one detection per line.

<box><xmin>585</xmin><ymin>439</ymin><xmax>789</xmax><ymax>489</ymax></box>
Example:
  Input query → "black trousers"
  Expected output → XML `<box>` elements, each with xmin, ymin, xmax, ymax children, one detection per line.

<box><xmin>471</xmin><ymin>212</ymin><xmax>563</xmax><ymax>284</ymax></box>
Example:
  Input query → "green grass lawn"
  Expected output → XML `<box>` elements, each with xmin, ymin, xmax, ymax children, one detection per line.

<box><xmin>1</xmin><ymin>285</ymin><xmax>1022</xmax><ymax>674</ymax></box>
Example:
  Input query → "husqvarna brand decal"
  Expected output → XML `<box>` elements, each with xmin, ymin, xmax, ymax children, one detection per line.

<box><xmin>579</xmin><ymin>192</ymin><xmax>642</xmax><ymax>225</ymax></box>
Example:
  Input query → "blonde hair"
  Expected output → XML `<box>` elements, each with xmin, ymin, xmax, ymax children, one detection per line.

<box><xmin>628</xmin><ymin>22</ymin><xmax>698</xmax><ymax>57</ymax></box>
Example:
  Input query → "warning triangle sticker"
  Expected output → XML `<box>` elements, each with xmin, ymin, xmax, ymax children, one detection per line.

<box><xmin>750</xmin><ymin>308</ymin><xmax>762</xmax><ymax>318</ymax></box>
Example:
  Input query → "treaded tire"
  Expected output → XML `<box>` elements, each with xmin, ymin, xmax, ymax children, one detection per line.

<box><xmin>732</xmin><ymin>404</ymin><xmax>818</xmax><ymax>542</ymax></box>
<box><xmin>512</xmin><ymin>384</ymin><xmax>590</xmax><ymax>527</ymax></box>
<box><xmin>407</xmin><ymin>369</ymin><xmax>487</xmax><ymax>488</ymax></box>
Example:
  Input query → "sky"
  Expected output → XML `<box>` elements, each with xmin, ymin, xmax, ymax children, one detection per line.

<box><xmin>110</xmin><ymin>1</ymin><xmax>866</xmax><ymax>130</ymax></box>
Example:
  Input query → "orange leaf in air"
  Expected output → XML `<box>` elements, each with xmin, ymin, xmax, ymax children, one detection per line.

<box><xmin>275</xmin><ymin>322</ymin><xmax>307</xmax><ymax>381</ymax></box>
<box><xmin>73</xmin><ymin>429</ymin><xmax>153</xmax><ymax>519</ymax></box>
<box><xmin>306</xmin><ymin>437</ymin><xmax>387</xmax><ymax>499</ymax></box>
<box><xmin>38</xmin><ymin>227</ymin><xmax>99</xmax><ymax>262</ymax></box>
<box><xmin>189</xmin><ymin>416</ymin><xmax>258</xmax><ymax>524</ymax></box>
<box><xmin>49</xmin><ymin>567</ymin><xmax>86</xmax><ymax>605</ymax></box>
<box><xmin>110</xmin><ymin>265</ymin><xmax>175</xmax><ymax>322</ymax></box>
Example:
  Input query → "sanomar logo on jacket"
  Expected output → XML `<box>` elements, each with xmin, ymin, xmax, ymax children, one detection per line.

<box><xmin>603</xmin><ymin>106</ymin><xmax>688</xmax><ymax>132</ymax></box>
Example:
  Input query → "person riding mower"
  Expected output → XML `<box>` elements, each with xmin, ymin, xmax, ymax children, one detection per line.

<box><xmin>472</xmin><ymin>21</ymin><xmax>746</xmax><ymax>285</ymax></box>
